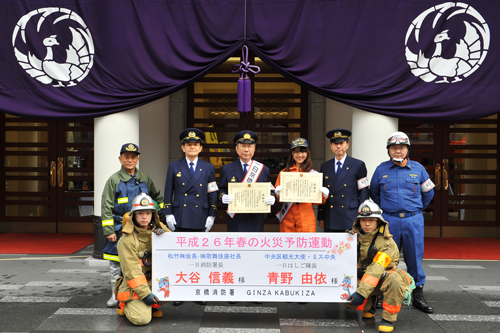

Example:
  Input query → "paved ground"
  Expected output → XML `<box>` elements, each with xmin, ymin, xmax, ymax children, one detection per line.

<box><xmin>1</xmin><ymin>244</ymin><xmax>499</xmax><ymax>333</ymax></box>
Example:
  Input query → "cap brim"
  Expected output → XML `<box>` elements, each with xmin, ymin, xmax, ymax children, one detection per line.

<box><xmin>183</xmin><ymin>138</ymin><xmax>202</xmax><ymax>143</ymax></box>
<box><xmin>330</xmin><ymin>138</ymin><xmax>347</xmax><ymax>143</ymax></box>
<box><xmin>237</xmin><ymin>139</ymin><xmax>255</xmax><ymax>144</ymax></box>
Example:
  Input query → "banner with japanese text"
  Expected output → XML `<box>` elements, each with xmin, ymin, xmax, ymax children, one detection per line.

<box><xmin>152</xmin><ymin>232</ymin><xmax>357</xmax><ymax>303</ymax></box>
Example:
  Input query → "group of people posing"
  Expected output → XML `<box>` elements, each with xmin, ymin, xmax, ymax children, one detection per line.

<box><xmin>100</xmin><ymin>127</ymin><xmax>435</xmax><ymax>332</ymax></box>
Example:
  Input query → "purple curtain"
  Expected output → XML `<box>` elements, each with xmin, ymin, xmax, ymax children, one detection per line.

<box><xmin>0</xmin><ymin>0</ymin><xmax>498</xmax><ymax>121</ymax></box>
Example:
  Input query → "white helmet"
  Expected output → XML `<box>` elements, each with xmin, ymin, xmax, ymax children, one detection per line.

<box><xmin>356</xmin><ymin>199</ymin><xmax>383</xmax><ymax>220</ymax></box>
<box><xmin>386</xmin><ymin>132</ymin><xmax>410</xmax><ymax>149</ymax></box>
<box><xmin>130</xmin><ymin>193</ymin><xmax>156</xmax><ymax>214</ymax></box>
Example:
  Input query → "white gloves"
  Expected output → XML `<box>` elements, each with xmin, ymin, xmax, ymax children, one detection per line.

<box><xmin>222</xmin><ymin>194</ymin><xmax>233</xmax><ymax>204</ymax></box>
<box><xmin>274</xmin><ymin>185</ymin><xmax>282</xmax><ymax>197</ymax></box>
<box><xmin>166</xmin><ymin>214</ymin><xmax>177</xmax><ymax>231</ymax></box>
<box><xmin>265</xmin><ymin>195</ymin><xmax>275</xmax><ymax>205</ymax></box>
<box><xmin>205</xmin><ymin>216</ymin><xmax>215</xmax><ymax>232</ymax></box>
<box><xmin>320</xmin><ymin>187</ymin><xmax>330</xmax><ymax>198</ymax></box>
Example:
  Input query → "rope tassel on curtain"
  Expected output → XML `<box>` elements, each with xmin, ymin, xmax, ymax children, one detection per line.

<box><xmin>231</xmin><ymin>45</ymin><xmax>260</xmax><ymax>113</ymax></box>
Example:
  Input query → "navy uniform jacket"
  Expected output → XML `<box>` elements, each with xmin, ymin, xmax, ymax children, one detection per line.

<box><xmin>219</xmin><ymin>160</ymin><xmax>271</xmax><ymax>232</ymax></box>
<box><xmin>163</xmin><ymin>159</ymin><xmax>218</xmax><ymax>229</ymax></box>
<box><xmin>318</xmin><ymin>155</ymin><xmax>369</xmax><ymax>230</ymax></box>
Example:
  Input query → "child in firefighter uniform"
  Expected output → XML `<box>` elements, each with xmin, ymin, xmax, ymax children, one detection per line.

<box><xmin>115</xmin><ymin>193</ymin><xmax>170</xmax><ymax>326</ymax></box>
<box><xmin>345</xmin><ymin>200</ymin><xmax>414</xmax><ymax>333</ymax></box>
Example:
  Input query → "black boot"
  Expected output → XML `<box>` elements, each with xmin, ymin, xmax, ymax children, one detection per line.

<box><xmin>362</xmin><ymin>296</ymin><xmax>377</xmax><ymax>319</ymax></box>
<box><xmin>412</xmin><ymin>285</ymin><xmax>434</xmax><ymax>313</ymax></box>
<box><xmin>376</xmin><ymin>295</ymin><xmax>383</xmax><ymax>309</ymax></box>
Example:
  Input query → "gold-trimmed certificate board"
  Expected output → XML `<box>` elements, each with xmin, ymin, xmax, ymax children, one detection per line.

<box><xmin>280</xmin><ymin>172</ymin><xmax>323</xmax><ymax>203</ymax></box>
<box><xmin>228</xmin><ymin>182</ymin><xmax>271</xmax><ymax>214</ymax></box>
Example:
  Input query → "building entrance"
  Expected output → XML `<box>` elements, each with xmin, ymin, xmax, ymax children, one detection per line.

<box><xmin>0</xmin><ymin>113</ymin><xmax>94</xmax><ymax>233</ymax></box>
<box><xmin>400</xmin><ymin>115</ymin><xmax>499</xmax><ymax>238</ymax></box>
<box><xmin>187</xmin><ymin>51</ymin><xmax>308</xmax><ymax>231</ymax></box>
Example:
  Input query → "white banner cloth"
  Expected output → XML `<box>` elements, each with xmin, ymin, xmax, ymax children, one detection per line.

<box><xmin>152</xmin><ymin>232</ymin><xmax>357</xmax><ymax>302</ymax></box>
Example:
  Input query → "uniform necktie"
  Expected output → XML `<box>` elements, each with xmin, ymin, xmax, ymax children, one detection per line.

<box><xmin>243</xmin><ymin>163</ymin><xmax>248</xmax><ymax>174</ymax></box>
<box><xmin>336</xmin><ymin>161</ymin><xmax>342</xmax><ymax>174</ymax></box>
<box><xmin>189</xmin><ymin>162</ymin><xmax>195</xmax><ymax>176</ymax></box>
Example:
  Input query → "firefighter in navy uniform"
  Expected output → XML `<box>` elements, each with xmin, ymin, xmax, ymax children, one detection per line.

<box><xmin>163</xmin><ymin>128</ymin><xmax>218</xmax><ymax>306</ymax></box>
<box><xmin>318</xmin><ymin>129</ymin><xmax>370</xmax><ymax>232</ymax></box>
<box><xmin>344</xmin><ymin>199</ymin><xmax>413</xmax><ymax>333</ymax></box>
<box><xmin>370</xmin><ymin>132</ymin><xmax>435</xmax><ymax>314</ymax></box>
<box><xmin>101</xmin><ymin>143</ymin><xmax>164</xmax><ymax>308</ymax></box>
<box><xmin>115</xmin><ymin>193</ymin><xmax>170</xmax><ymax>326</ymax></box>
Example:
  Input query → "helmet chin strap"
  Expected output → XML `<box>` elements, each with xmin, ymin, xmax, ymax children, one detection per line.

<box><xmin>392</xmin><ymin>157</ymin><xmax>404</xmax><ymax>163</ymax></box>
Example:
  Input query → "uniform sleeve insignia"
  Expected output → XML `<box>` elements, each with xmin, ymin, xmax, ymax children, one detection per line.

<box><xmin>207</xmin><ymin>181</ymin><xmax>218</xmax><ymax>193</ymax></box>
<box><xmin>357</xmin><ymin>177</ymin><xmax>369</xmax><ymax>189</ymax></box>
<box><xmin>421</xmin><ymin>179</ymin><xmax>435</xmax><ymax>192</ymax></box>
<box><xmin>373</xmin><ymin>251</ymin><xmax>392</xmax><ymax>268</ymax></box>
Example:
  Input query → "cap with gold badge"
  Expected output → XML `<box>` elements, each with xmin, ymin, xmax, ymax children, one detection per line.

<box><xmin>233</xmin><ymin>130</ymin><xmax>258</xmax><ymax>144</ymax></box>
<box><xmin>290</xmin><ymin>137</ymin><xmax>308</xmax><ymax>149</ymax></box>
<box><xmin>179</xmin><ymin>128</ymin><xmax>205</xmax><ymax>144</ymax></box>
<box><xmin>326</xmin><ymin>129</ymin><xmax>351</xmax><ymax>144</ymax></box>
<box><xmin>120</xmin><ymin>143</ymin><xmax>140</xmax><ymax>155</ymax></box>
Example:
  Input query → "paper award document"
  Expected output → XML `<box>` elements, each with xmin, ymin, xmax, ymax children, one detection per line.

<box><xmin>280</xmin><ymin>172</ymin><xmax>323</xmax><ymax>203</ymax></box>
<box><xmin>228</xmin><ymin>182</ymin><xmax>271</xmax><ymax>214</ymax></box>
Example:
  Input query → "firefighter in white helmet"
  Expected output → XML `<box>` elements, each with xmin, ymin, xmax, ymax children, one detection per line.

<box><xmin>344</xmin><ymin>199</ymin><xmax>414</xmax><ymax>333</ymax></box>
<box><xmin>370</xmin><ymin>132</ymin><xmax>435</xmax><ymax>314</ymax></box>
<box><xmin>114</xmin><ymin>193</ymin><xmax>170</xmax><ymax>325</ymax></box>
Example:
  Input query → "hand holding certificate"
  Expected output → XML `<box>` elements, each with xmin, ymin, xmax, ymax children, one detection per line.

<box><xmin>279</xmin><ymin>172</ymin><xmax>323</xmax><ymax>203</ymax></box>
<box><xmin>228</xmin><ymin>182</ymin><xmax>272</xmax><ymax>213</ymax></box>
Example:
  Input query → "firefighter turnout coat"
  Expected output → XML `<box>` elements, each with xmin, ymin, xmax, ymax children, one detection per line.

<box><xmin>346</xmin><ymin>217</ymin><xmax>412</xmax><ymax>322</ymax></box>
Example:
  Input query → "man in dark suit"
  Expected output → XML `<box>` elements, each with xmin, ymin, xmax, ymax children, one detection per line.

<box><xmin>163</xmin><ymin>128</ymin><xmax>218</xmax><ymax>306</ymax></box>
<box><xmin>219</xmin><ymin>130</ymin><xmax>275</xmax><ymax>232</ymax></box>
<box><xmin>318</xmin><ymin>129</ymin><xmax>369</xmax><ymax>232</ymax></box>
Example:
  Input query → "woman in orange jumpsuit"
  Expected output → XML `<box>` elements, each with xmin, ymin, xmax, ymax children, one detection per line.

<box><xmin>274</xmin><ymin>138</ymin><xmax>329</xmax><ymax>232</ymax></box>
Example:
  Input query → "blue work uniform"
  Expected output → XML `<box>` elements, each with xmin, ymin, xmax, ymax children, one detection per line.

<box><xmin>370</xmin><ymin>158</ymin><xmax>435</xmax><ymax>287</ymax></box>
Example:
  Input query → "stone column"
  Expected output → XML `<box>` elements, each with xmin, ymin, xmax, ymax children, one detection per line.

<box><xmin>93</xmin><ymin>109</ymin><xmax>139</xmax><ymax>258</ymax></box>
<box><xmin>352</xmin><ymin>109</ymin><xmax>398</xmax><ymax>178</ymax></box>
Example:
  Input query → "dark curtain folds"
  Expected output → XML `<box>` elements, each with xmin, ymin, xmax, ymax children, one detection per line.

<box><xmin>0</xmin><ymin>0</ymin><xmax>244</xmax><ymax>119</ymax></box>
<box><xmin>246</xmin><ymin>0</ymin><xmax>500</xmax><ymax>122</ymax></box>
<box><xmin>0</xmin><ymin>0</ymin><xmax>499</xmax><ymax>121</ymax></box>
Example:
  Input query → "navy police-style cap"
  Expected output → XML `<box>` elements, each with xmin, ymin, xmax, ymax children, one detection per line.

<box><xmin>233</xmin><ymin>130</ymin><xmax>258</xmax><ymax>144</ymax></box>
<box><xmin>179</xmin><ymin>128</ymin><xmax>205</xmax><ymax>143</ymax></box>
<box><xmin>291</xmin><ymin>137</ymin><xmax>308</xmax><ymax>149</ymax></box>
<box><xmin>326</xmin><ymin>129</ymin><xmax>351</xmax><ymax>143</ymax></box>
<box><xmin>120</xmin><ymin>143</ymin><xmax>140</xmax><ymax>155</ymax></box>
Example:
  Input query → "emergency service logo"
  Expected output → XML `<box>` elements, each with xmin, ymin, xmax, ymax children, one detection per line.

<box><xmin>405</xmin><ymin>2</ymin><xmax>489</xmax><ymax>83</ymax></box>
<box><xmin>12</xmin><ymin>8</ymin><xmax>95</xmax><ymax>87</ymax></box>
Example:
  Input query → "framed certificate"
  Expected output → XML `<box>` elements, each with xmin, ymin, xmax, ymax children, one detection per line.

<box><xmin>228</xmin><ymin>182</ymin><xmax>271</xmax><ymax>214</ymax></box>
<box><xmin>280</xmin><ymin>172</ymin><xmax>323</xmax><ymax>203</ymax></box>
